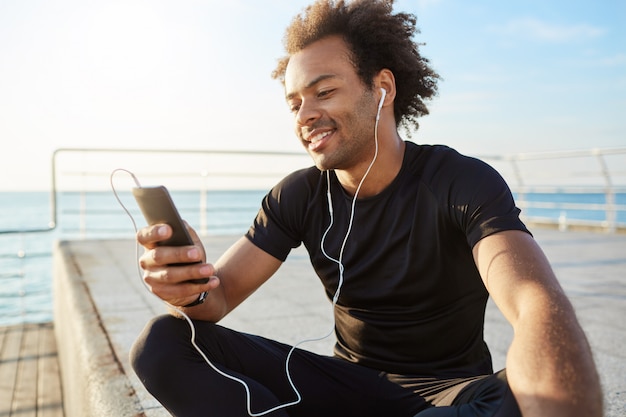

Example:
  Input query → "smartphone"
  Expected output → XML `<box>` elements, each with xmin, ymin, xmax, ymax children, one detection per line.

<box><xmin>132</xmin><ymin>185</ymin><xmax>208</xmax><ymax>283</ymax></box>
<box><xmin>132</xmin><ymin>185</ymin><xmax>194</xmax><ymax>246</ymax></box>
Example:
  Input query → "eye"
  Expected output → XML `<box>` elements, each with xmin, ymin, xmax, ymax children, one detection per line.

<box><xmin>318</xmin><ymin>89</ymin><xmax>334</xmax><ymax>99</ymax></box>
<box><xmin>288</xmin><ymin>102</ymin><xmax>301</xmax><ymax>114</ymax></box>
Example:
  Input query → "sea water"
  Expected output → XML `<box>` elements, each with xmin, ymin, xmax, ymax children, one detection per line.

<box><xmin>1</xmin><ymin>190</ymin><xmax>625</xmax><ymax>326</ymax></box>
<box><xmin>0</xmin><ymin>189</ymin><xmax>267</xmax><ymax>326</ymax></box>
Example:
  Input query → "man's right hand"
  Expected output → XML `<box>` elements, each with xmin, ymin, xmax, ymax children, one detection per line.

<box><xmin>136</xmin><ymin>223</ymin><xmax>220</xmax><ymax>309</ymax></box>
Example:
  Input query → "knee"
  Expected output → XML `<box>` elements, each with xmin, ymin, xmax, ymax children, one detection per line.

<box><xmin>129</xmin><ymin>314</ymin><xmax>190</xmax><ymax>380</ymax></box>
<box><xmin>454</xmin><ymin>370</ymin><xmax>521</xmax><ymax>417</ymax></box>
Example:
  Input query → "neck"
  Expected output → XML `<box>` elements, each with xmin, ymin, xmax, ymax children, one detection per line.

<box><xmin>336</xmin><ymin>133</ymin><xmax>405</xmax><ymax>198</ymax></box>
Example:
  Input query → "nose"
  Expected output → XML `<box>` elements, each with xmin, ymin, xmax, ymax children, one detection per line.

<box><xmin>295</xmin><ymin>99</ymin><xmax>322</xmax><ymax>127</ymax></box>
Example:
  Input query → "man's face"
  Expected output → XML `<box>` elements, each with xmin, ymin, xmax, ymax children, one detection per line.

<box><xmin>284</xmin><ymin>35</ymin><xmax>378</xmax><ymax>172</ymax></box>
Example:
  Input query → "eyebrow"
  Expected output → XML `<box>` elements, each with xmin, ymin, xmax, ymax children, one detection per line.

<box><xmin>285</xmin><ymin>74</ymin><xmax>338</xmax><ymax>101</ymax></box>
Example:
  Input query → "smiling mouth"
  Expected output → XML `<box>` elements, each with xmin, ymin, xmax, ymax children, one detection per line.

<box><xmin>305</xmin><ymin>129</ymin><xmax>334</xmax><ymax>152</ymax></box>
<box><xmin>309</xmin><ymin>130</ymin><xmax>332</xmax><ymax>144</ymax></box>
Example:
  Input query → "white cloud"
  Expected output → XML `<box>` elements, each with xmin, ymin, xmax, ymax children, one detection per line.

<box><xmin>489</xmin><ymin>18</ymin><xmax>606</xmax><ymax>43</ymax></box>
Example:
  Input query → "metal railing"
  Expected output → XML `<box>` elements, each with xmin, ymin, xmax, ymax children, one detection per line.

<box><xmin>1</xmin><ymin>148</ymin><xmax>312</xmax><ymax>325</ymax></box>
<box><xmin>44</xmin><ymin>146</ymin><xmax>626</xmax><ymax>237</ymax></box>
<box><xmin>1</xmin><ymin>146</ymin><xmax>625</xmax><ymax>325</ymax></box>
<box><xmin>478</xmin><ymin>147</ymin><xmax>626</xmax><ymax>233</ymax></box>
<box><xmin>50</xmin><ymin>148</ymin><xmax>313</xmax><ymax>238</ymax></box>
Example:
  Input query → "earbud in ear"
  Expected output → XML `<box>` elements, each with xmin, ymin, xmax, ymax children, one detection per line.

<box><xmin>376</xmin><ymin>88</ymin><xmax>386</xmax><ymax>121</ymax></box>
<box><xmin>378</xmin><ymin>88</ymin><xmax>387</xmax><ymax>108</ymax></box>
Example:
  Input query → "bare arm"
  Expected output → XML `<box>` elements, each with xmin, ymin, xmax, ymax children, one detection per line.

<box><xmin>473</xmin><ymin>230</ymin><xmax>602</xmax><ymax>417</ymax></box>
<box><xmin>137</xmin><ymin>223</ymin><xmax>282</xmax><ymax>322</ymax></box>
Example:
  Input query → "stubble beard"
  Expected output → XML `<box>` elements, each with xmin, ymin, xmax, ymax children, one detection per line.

<box><xmin>309</xmin><ymin>93</ymin><xmax>378</xmax><ymax>172</ymax></box>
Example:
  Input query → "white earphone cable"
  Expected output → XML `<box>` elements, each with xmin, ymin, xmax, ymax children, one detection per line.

<box><xmin>321</xmin><ymin>88</ymin><xmax>384</xmax><ymax>306</ymax></box>
<box><xmin>109</xmin><ymin>169</ymin><xmax>301</xmax><ymax>416</ymax></box>
<box><xmin>109</xmin><ymin>87</ymin><xmax>385</xmax><ymax>416</ymax></box>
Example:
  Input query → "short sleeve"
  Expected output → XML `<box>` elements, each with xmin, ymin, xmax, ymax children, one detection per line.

<box><xmin>245</xmin><ymin>167</ymin><xmax>319</xmax><ymax>261</ymax></box>
<box><xmin>455</xmin><ymin>157</ymin><xmax>530</xmax><ymax>247</ymax></box>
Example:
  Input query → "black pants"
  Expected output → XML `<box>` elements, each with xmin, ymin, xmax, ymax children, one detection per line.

<box><xmin>130</xmin><ymin>315</ymin><xmax>521</xmax><ymax>417</ymax></box>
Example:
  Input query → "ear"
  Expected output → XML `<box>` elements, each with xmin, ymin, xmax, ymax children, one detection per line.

<box><xmin>373</xmin><ymin>68</ymin><xmax>396</xmax><ymax>108</ymax></box>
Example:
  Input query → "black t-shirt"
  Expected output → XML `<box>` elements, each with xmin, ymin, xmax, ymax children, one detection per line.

<box><xmin>245</xmin><ymin>142</ymin><xmax>529</xmax><ymax>377</ymax></box>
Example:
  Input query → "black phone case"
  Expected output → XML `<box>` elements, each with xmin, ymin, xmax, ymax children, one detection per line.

<box><xmin>132</xmin><ymin>186</ymin><xmax>193</xmax><ymax>246</ymax></box>
<box><xmin>132</xmin><ymin>186</ymin><xmax>208</xmax><ymax>283</ymax></box>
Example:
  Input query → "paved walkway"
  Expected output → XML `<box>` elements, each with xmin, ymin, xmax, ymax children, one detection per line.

<box><xmin>41</xmin><ymin>228</ymin><xmax>626</xmax><ymax>415</ymax></box>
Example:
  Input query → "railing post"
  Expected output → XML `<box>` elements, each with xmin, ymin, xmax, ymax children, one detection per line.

<box><xmin>18</xmin><ymin>233</ymin><xmax>26</xmax><ymax>321</ymax></box>
<box><xmin>509</xmin><ymin>156</ymin><xmax>526</xmax><ymax>213</ymax></box>
<box><xmin>594</xmin><ymin>149</ymin><xmax>616</xmax><ymax>233</ymax></box>
<box><xmin>80</xmin><ymin>189</ymin><xmax>87</xmax><ymax>239</ymax></box>
<box><xmin>200</xmin><ymin>171</ymin><xmax>209</xmax><ymax>237</ymax></box>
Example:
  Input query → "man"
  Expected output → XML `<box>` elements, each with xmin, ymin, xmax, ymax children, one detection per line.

<box><xmin>130</xmin><ymin>1</ymin><xmax>603</xmax><ymax>416</ymax></box>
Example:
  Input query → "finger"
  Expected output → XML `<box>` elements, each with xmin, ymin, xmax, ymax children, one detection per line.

<box><xmin>143</xmin><ymin>260</ymin><xmax>216</xmax><ymax>286</ymax></box>
<box><xmin>184</xmin><ymin>223</ymin><xmax>209</xmax><ymax>263</ymax></box>
<box><xmin>136</xmin><ymin>224</ymin><xmax>171</xmax><ymax>247</ymax></box>
<box><xmin>185</xmin><ymin>222</ymin><xmax>203</xmax><ymax>245</ymax></box>
<box><xmin>138</xmin><ymin>243</ymin><xmax>201</xmax><ymax>270</ymax></box>
<box><xmin>149</xmin><ymin>274</ymin><xmax>220</xmax><ymax>306</ymax></box>
<box><xmin>156</xmin><ymin>245</ymin><xmax>205</xmax><ymax>267</ymax></box>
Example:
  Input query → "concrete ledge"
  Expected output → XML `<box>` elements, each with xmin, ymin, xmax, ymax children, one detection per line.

<box><xmin>53</xmin><ymin>240</ymin><xmax>148</xmax><ymax>417</ymax></box>
<box><xmin>51</xmin><ymin>235</ymin><xmax>331</xmax><ymax>417</ymax></box>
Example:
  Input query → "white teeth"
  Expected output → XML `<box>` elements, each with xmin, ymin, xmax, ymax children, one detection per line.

<box><xmin>310</xmin><ymin>131</ymin><xmax>332</xmax><ymax>143</ymax></box>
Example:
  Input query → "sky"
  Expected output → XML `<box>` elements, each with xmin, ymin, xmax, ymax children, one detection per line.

<box><xmin>0</xmin><ymin>0</ymin><xmax>624</xmax><ymax>190</ymax></box>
